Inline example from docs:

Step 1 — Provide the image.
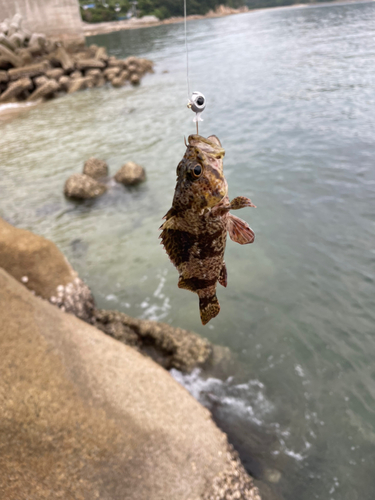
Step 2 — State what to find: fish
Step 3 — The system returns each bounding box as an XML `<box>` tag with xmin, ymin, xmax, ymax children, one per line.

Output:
<box><xmin>159</xmin><ymin>134</ymin><xmax>255</xmax><ymax>325</ymax></box>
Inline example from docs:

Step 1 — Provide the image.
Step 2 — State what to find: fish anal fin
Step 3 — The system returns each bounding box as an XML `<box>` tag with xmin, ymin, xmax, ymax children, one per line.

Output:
<box><xmin>218</xmin><ymin>262</ymin><xmax>227</xmax><ymax>288</ymax></box>
<box><xmin>228</xmin><ymin>214</ymin><xmax>255</xmax><ymax>245</ymax></box>
<box><xmin>199</xmin><ymin>294</ymin><xmax>220</xmax><ymax>325</ymax></box>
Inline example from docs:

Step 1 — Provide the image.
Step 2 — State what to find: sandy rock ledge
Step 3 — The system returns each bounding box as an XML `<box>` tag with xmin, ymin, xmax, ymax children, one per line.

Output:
<box><xmin>0</xmin><ymin>267</ymin><xmax>261</xmax><ymax>500</ymax></box>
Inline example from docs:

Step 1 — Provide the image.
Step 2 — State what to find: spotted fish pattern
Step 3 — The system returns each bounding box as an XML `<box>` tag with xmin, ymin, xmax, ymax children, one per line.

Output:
<box><xmin>160</xmin><ymin>134</ymin><xmax>255</xmax><ymax>325</ymax></box>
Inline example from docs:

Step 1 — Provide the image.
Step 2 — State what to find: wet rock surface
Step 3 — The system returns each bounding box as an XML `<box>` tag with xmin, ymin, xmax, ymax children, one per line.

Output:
<box><xmin>83</xmin><ymin>157</ymin><xmax>108</xmax><ymax>179</ymax></box>
<box><xmin>114</xmin><ymin>161</ymin><xmax>146</xmax><ymax>186</ymax></box>
<box><xmin>64</xmin><ymin>173</ymin><xmax>107</xmax><ymax>200</ymax></box>
<box><xmin>93</xmin><ymin>308</ymin><xmax>212</xmax><ymax>372</ymax></box>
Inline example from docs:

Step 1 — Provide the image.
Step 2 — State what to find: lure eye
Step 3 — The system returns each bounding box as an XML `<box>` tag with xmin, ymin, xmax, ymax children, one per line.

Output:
<box><xmin>196</xmin><ymin>96</ymin><xmax>204</xmax><ymax>107</ymax></box>
<box><xmin>192</xmin><ymin>164</ymin><xmax>202</xmax><ymax>177</ymax></box>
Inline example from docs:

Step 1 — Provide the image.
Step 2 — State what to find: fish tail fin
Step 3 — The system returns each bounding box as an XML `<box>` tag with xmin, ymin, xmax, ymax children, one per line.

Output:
<box><xmin>199</xmin><ymin>293</ymin><xmax>220</xmax><ymax>325</ymax></box>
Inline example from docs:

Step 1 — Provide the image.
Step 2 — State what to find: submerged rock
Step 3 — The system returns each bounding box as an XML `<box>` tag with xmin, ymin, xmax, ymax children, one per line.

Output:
<box><xmin>83</xmin><ymin>157</ymin><xmax>108</xmax><ymax>179</ymax></box>
<box><xmin>64</xmin><ymin>173</ymin><xmax>107</xmax><ymax>199</ymax></box>
<box><xmin>0</xmin><ymin>217</ymin><xmax>94</xmax><ymax>321</ymax></box>
<box><xmin>93</xmin><ymin>308</ymin><xmax>212</xmax><ymax>372</ymax></box>
<box><xmin>0</xmin><ymin>268</ymin><xmax>261</xmax><ymax>500</ymax></box>
<box><xmin>114</xmin><ymin>161</ymin><xmax>146</xmax><ymax>186</ymax></box>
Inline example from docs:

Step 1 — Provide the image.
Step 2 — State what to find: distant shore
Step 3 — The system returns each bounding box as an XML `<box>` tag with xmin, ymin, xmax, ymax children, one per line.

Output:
<box><xmin>83</xmin><ymin>0</ymin><xmax>373</xmax><ymax>37</ymax></box>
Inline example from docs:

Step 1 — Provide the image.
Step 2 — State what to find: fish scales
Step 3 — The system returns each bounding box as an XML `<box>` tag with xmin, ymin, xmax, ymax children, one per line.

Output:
<box><xmin>160</xmin><ymin>134</ymin><xmax>255</xmax><ymax>325</ymax></box>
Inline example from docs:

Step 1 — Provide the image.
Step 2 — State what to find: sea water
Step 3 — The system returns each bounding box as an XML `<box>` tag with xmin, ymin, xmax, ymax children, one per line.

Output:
<box><xmin>1</xmin><ymin>2</ymin><xmax>375</xmax><ymax>498</ymax></box>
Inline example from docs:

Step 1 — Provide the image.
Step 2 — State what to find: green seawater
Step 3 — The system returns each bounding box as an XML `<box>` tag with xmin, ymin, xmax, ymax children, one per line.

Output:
<box><xmin>1</xmin><ymin>2</ymin><xmax>375</xmax><ymax>498</ymax></box>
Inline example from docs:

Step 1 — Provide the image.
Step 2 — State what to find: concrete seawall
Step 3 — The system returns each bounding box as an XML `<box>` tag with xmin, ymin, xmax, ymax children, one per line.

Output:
<box><xmin>0</xmin><ymin>0</ymin><xmax>83</xmax><ymax>40</ymax></box>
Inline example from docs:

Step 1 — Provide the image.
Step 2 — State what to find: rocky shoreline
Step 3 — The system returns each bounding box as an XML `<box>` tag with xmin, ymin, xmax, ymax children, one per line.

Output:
<box><xmin>0</xmin><ymin>216</ymin><xmax>262</xmax><ymax>499</ymax></box>
<box><xmin>83</xmin><ymin>5</ymin><xmax>250</xmax><ymax>36</ymax></box>
<box><xmin>0</xmin><ymin>14</ymin><xmax>153</xmax><ymax>106</ymax></box>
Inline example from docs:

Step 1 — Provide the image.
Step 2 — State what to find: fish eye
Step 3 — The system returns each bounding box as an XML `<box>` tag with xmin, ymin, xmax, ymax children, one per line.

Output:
<box><xmin>192</xmin><ymin>164</ymin><xmax>202</xmax><ymax>177</ymax></box>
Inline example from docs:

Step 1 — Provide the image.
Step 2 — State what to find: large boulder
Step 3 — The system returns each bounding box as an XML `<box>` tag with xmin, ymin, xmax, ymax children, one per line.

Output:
<box><xmin>83</xmin><ymin>157</ymin><xmax>108</xmax><ymax>179</ymax></box>
<box><xmin>0</xmin><ymin>217</ymin><xmax>94</xmax><ymax>321</ymax></box>
<box><xmin>114</xmin><ymin>161</ymin><xmax>146</xmax><ymax>186</ymax></box>
<box><xmin>0</xmin><ymin>268</ymin><xmax>261</xmax><ymax>500</ymax></box>
<box><xmin>64</xmin><ymin>173</ymin><xmax>107</xmax><ymax>199</ymax></box>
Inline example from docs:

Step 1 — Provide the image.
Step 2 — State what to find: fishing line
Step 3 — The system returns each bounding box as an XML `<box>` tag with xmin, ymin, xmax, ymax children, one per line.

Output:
<box><xmin>183</xmin><ymin>0</ymin><xmax>206</xmax><ymax>134</ymax></box>
<box><xmin>184</xmin><ymin>0</ymin><xmax>191</xmax><ymax>99</ymax></box>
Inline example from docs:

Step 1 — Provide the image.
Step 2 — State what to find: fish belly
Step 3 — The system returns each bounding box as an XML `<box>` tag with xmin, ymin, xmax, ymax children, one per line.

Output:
<box><xmin>162</xmin><ymin>214</ymin><xmax>226</xmax><ymax>324</ymax></box>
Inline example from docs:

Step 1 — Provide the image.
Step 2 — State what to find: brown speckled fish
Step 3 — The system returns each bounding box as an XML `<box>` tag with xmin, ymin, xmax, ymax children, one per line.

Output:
<box><xmin>160</xmin><ymin>134</ymin><xmax>255</xmax><ymax>325</ymax></box>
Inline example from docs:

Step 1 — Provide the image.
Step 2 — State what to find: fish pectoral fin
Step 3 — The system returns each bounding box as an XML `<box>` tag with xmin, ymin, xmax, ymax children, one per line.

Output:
<box><xmin>230</xmin><ymin>196</ymin><xmax>256</xmax><ymax>210</ymax></box>
<box><xmin>199</xmin><ymin>293</ymin><xmax>220</xmax><ymax>325</ymax></box>
<box><xmin>227</xmin><ymin>214</ymin><xmax>255</xmax><ymax>245</ymax></box>
<box><xmin>218</xmin><ymin>262</ymin><xmax>228</xmax><ymax>288</ymax></box>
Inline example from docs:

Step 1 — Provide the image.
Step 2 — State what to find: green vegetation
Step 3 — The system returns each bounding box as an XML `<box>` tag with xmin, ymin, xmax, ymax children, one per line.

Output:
<box><xmin>79</xmin><ymin>0</ymin><xmax>245</xmax><ymax>23</ymax></box>
<box><xmin>79</xmin><ymin>0</ymin><xmax>336</xmax><ymax>23</ymax></box>
<box><xmin>80</xmin><ymin>0</ymin><xmax>131</xmax><ymax>23</ymax></box>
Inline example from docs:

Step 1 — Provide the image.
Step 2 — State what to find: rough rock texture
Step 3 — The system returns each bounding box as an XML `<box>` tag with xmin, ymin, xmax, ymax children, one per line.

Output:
<box><xmin>0</xmin><ymin>217</ymin><xmax>94</xmax><ymax>321</ymax></box>
<box><xmin>64</xmin><ymin>173</ymin><xmax>107</xmax><ymax>199</ymax></box>
<box><xmin>83</xmin><ymin>157</ymin><xmax>109</xmax><ymax>179</ymax></box>
<box><xmin>0</xmin><ymin>268</ymin><xmax>261</xmax><ymax>500</ymax></box>
<box><xmin>27</xmin><ymin>78</ymin><xmax>59</xmax><ymax>101</ymax></box>
<box><xmin>93</xmin><ymin>308</ymin><xmax>212</xmax><ymax>372</ymax></box>
<box><xmin>0</xmin><ymin>76</ymin><xmax>31</xmax><ymax>101</ymax></box>
<box><xmin>114</xmin><ymin>161</ymin><xmax>146</xmax><ymax>186</ymax></box>
<box><xmin>204</xmin><ymin>446</ymin><xmax>262</xmax><ymax>500</ymax></box>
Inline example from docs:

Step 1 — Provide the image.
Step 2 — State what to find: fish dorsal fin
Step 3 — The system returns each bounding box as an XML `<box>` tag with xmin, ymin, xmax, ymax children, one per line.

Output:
<box><xmin>207</xmin><ymin>135</ymin><xmax>222</xmax><ymax>147</ymax></box>
<box><xmin>227</xmin><ymin>214</ymin><xmax>255</xmax><ymax>245</ymax></box>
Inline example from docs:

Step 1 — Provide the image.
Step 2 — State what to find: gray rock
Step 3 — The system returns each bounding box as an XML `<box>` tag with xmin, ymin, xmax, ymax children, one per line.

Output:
<box><xmin>114</xmin><ymin>161</ymin><xmax>146</xmax><ymax>186</ymax></box>
<box><xmin>93</xmin><ymin>308</ymin><xmax>212</xmax><ymax>372</ymax></box>
<box><xmin>64</xmin><ymin>173</ymin><xmax>107</xmax><ymax>199</ymax></box>
<box><xmin>95</xmin><ymin>46</ymin><xmax>108</xmax><ymax>61</ymax></box>
<box><xmin>83</xmin><ymin>157</ymin><xmax>108</xmax><ymax>179</ymax></box>
<box><xmin>0</xmin><ymin>77</ymin><xmax>32</xmax><ymax>102</ymax></box>
<box><xmin>0</xmin><ymin>70</ymin><xmax>8</xmax><ymax>82</ymax></box>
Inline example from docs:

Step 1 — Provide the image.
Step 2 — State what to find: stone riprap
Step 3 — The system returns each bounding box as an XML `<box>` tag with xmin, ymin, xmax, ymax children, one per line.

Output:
<box><xmin>0</xmin><ymin>14</ymin><xmax>153</xmax><ymax>104</ymax></box>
